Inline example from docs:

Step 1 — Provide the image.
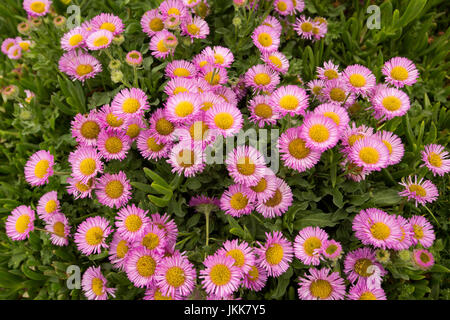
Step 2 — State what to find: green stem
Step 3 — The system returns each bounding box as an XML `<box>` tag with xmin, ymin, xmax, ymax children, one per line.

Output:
<box><xmin>133</xmin><ymin>66</ymin><xmax>138</xmax><ymax>88</ymax></box>
<box><xmin>54</xmin><ymin>171</ymin><xmax>70</xmax><ymax>175</ymax></box>
<box><xmin>424</xmin><ymin>205</ymin><xmax>440</xmax><ymax>227</ymax></box>
<box><xmin>35</xmin><ymin>227</ymin><xmax>66</xmax><ymax>238</ymax></box>
<box><xmin>205</xmin><ymin>207</ymin><xmax>211</xmax><ymax>248</ymax></box>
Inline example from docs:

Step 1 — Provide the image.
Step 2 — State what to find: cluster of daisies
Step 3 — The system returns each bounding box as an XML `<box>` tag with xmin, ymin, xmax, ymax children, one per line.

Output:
<box><xmin>1</xmin><ymin>36</ymin><xmax>32</xmax><ymax>61</ymax></box>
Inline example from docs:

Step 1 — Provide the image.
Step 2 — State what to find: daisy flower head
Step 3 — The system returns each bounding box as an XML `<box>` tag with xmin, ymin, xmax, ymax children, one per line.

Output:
<box><xmin>97</xmin><ymin>104</ymin><xmax>125</xmax><ymax>132</ymax></box>
<box><xmin>245</xmin><ymin>64</ymin><xmax>280</xmax><ymax>93</ymax></box>
<box><xmin>86</xmin><ymin>29</ymin><xmax>113</xmax><ymax>51</ymax></box>
<box><xmin>205</xmin><ymin>102</ymin><xmax>243</xmax><ymax>138</ymax></box>
<box><xmin>217</xmin><ymin>239</ymin><xmax>255</xmax><ymax>275</ymax></box>
<box><xmin>189</xmin><ymin>195</ymin><xmax>220</xmax><ymax>212</ymax></box>
<box><xmin>412</xmin><ymin>249</ymin><xmax>434</xmax><ymax>270</ymax></box>
<box><xmin>213</xmin><ymin>86</ymin><xmax>238</xmax><ymax>105</ymax></box>
<box><xmin>316</xmin><ymin>60</ymin><xmax>340</xmax><ymax>80</ymax></box>
<box><xmin>300</xmin><ymin>114</ymin><xmax>339</xmax><ymax>152</ymax></box>
<box><xmin>164</xmin><ymin>78</ymin><xmax>198</xmax><ymax>96</ymax></box>
<box><xmin>261</xmin><ymin>16</ymin><xmax>282</xmax><ymax>34</ymax></box>
<box><xmin>371</xmin><ymin>86</ymin><xmax>410</xmax><ymax>121</ymax></box>
<box><xmin>348</xmin><ymin>136</ymin><xmax>389</xmax><ymax>172</ymax></box>
<box><xmin>262</xmin><ymin>51</ymin><xmax>289</xmax><ymax>74</ymax></box>
<box><xmin>150</xmin><ymin>213</ymin><xmax>179</xmax><ymax>252</ymax></box>
<box><xmin>6</xmin><ymin>205</ymin><xmax>35</xmax><ymax>241</ymax></box>
<box><xmin>398</xmin><ymin>176</ymin><xmax>439</xmax><ymax>207</ymax></box>
<box><xmin>125</xmin><ymin>246</ymin><xmax>160</xmax><ymax>288</ymax></box>
<box><xmin>71</xmin><ymin>111</ymin><xmax>102</xmax><ymax>147</ymax></box>
<box><xmin>297</xmin><ymin>267</ymin><xmax>346</xmax><ymax>300</ymax></box>
<box><xmin>271</xmin><ymin>85</ymin><xmax>309</xmax><ymax>117</ymax></box>
<box><xmin>182</xmin><ymin>0</ymin><xmax>202</xmax><ymax>8</ymax></box>
<box><xmin>159</xmin><ymin>0</ymin><xmax>188</xmax><ymax>20</ymax></box>
<box><xmin>135</xmin><ymin>224</ymin><xmax>167</xmax><ymax>255</ymax></box>
<box><xmin>256</xmin><ymin>177</ymin><xmax>293</xmax><ymax>219</ymax></box>
<box><xmin>247</xmin><ymin>168</ymin><xmax>278</xmax><ymax>202</ymax></box>
<box><xmin>342</xmin><ymin>64</ymin><xmax>376</xmax><ymax>97</ymax></box>
<box><xmin>23</xmin><ymin>0</ymin><xmax>51</xmax><ymax>17</ymax></box>
<box><xmin>126</xmin><ymin>50</ymin><xmax>143</xmax><ymax>66</ymax></box>
<box><xmin>155</xmin><ymin>253</ymin><xmax>197</xmax><ymax>298</ymax></box>
<box><xmin>352</xmin><ymin>208</ymin><xmax>403</xmax><ymax>250</ymax></box>
<box><xmin>226</xmin><ymin>146</ymin><xmax>267</xmax><ymax>187</ymax></box>
<box><xmin>197</xmin><ymin>91</ymin><xmax>225</xmax><ymax>112</ymax></box>
<box><xmin>97</xmin><ymin>129</ymin><xmax>131</xmax><ymax>161</ymax></box>
<box><xmin>109</xmin><ymin>232</ymin><xmax>131</xmax><ymax>271</ymax></box>
<box><xmin>307</xmin><ymin>79</ymin><xmax>326</xmax><ymax>101</ymax></box>
<box><xmin>95</xmin><ymin>171</ymin><xmax>132</xmax><ymax>209</ymax></box>
<box><xmin>66</xmin><ymin>176</ymin><xmax>96</xmax><ymax>200</ymax></box>
<box><xmin>200</xmin><ymin>253</ymin><xmax>242</xmax><ymax>298</ymax></box>
<box><xmin>167</xmin><ymin>141</ymin><xmax>206</xmax><ymax>177</ymax></box>
<box><xmin>1</xmin><ymin>38</ymin><xmax>16</xmax><ymax>55</ymax></box>
<box><xmin>115</xmin><ymin>204</ymin><xmax>150</xmax><ymax>242</ymax></box>
<box><xmin>340</xmin><ymin>158</ymin><xmax>369</xmax><ymax>182</ymax></box>
<box><xmin>141</xmin><ymin>9</ymin><xmax>165</xmax><ymax>37</ymax></box>
<box><xmin>294</xmin><ymin>227</ymin><xmax>329</xmax><ymax>266</ymax></box>
<box><xmin>37</xmin><ymin>191</ymin><xmax>60</xmax><ymax>222</ymax></box>
<box><xmin>69</xmin><ymin>146</ymin><xmax>103</xmax><ymax>184</ymax></box>
<box><xmin>251</xmin><ymin>25</ymin><xmax>280</xmax><ymax>53</ymax></box>
<box><xmin>343</xmin><ymin>247</ymin><xmax>386</xmax><ymax>284</ymax></box>
<box><xmin>314</xmin><ymin>103</ymin><xmax>350</xmax><ymax>134</ymax></box>
<box><xmin>192</xmin><ymin>52</ymin><xmax>210</xmax><ymax>72</ymax></box>
<box><xmin>124</xmin><ymin>116</ymin><xmax>146</xmax><ymax>141</ymax></box>
<box><xmin>58</xmin><ymin>50</ymin><xmax>102</xmax><ymax>82</ymax></box>
<box><xmin>382</xmin><ymin>57</ymin><xmax>419</xmax><ymax>88</ymax></box>
<box><xmin>111</xmin><ymin>88</ymin><xmax>149</xmax><ymax>121</ymax></box>
<box><xmin>148</xmin><ymin>108</ymin><xmax>177</xmax><ymax>143</ymax></box>
<box><xmin>409</xmin><ymin>215</ymin><xmax>435</xmax><ymax>248</ymax></box>
<box><xmin>255</xmin><ymin>231</ymin><xmax>293</xmax><ymax>277</ymax></box>
<box><xmin>150</xmin><ymin>30</ymin><xmax>176</xmax><ymax>59</ymax></box>
<box><xmin>322</xmin><ymin>78</ymin><xmax>356</xmax><ymax>108</ymax></box>
<box><xmin>248</xmin><ymin>94</ymin><xmax>280</xmax><ymax>128</ymax></box>
<box><xmin>74</xmin><ymin>216</ymin><xmax>113</xmax><ymax>256</ymax></box>
<box><xmin>45</xmin><ymin>213</ymin><xmax>70</xmax><ymax>246</ymax></box>
<box><xmin>347</xmin><ymin>281</ymin><xmax>387</xmax><ymax>300</ymax></box>
<box><xmin>274</xmin><ymin>0</ymin><xmax>295</xmax><ymax>16</ymax></box>
<box><xmin>242</xmin><ymin>263</ymin><xmax>268</xmax><ymax>292</ymax></box>
<box><xmin>165</xmin><ymin>60</ymin><xmax>197</xmax><ymax>79</ymax></box>
<box><xmin>279</xmin><ymin>126</ymin><xmax>321</xmax><ymax>173</ymax></box>
<box><xmin>321</xmin><ymin>240</ymin><xmax>342</xmax><ymax>260</ymax></box>
<box><xmin>340</xmin><ymin>122</ymin><xmax>374</xmax><ymax>149</ymax></box>
<box><xmin>24</xmin><ymin>150</ymin><xmax>54</xmax><ymax>187</ymax></box>
<box><xmin>421</xmin><ymin>144</ymin><xmax>450</xmax><ymax>177</ymax></box>
<box><xmin>220</xmin><ymin>184</ymin><xmax>255</xmax><ymax>218</ymax></box>
<box><xmin>177</xmin><ymin>116</ymin><xmax>215</xmax><ymax>148</ymax></box>
<box><xmin>7</xmin><ymin>44</ymin><xmax>22</xmax><ymax>60</ymax></box>
<box><xmin>90</xmin><ymin>13</ymin><xmax>124</xmax><ymax>36</ymax></box>
<box><xmin>374</xmin><ymin>130</ymin><xmax>404</xmax><ymax>166</ymax></box>
<box><xmin>311</xmin><ymin>19</ymin><xmax>327</xmax><ymax>41</ymax></box>
<box><xmin>82</xmin><ymin>266</ymin><xmax>116</xmax><ymax>300</ymax></box>
<box><xmin>137</xmin><ymin>129</ymin><xmax>172</xmax><ymax>160</ymax></box>
<box><xmin>60</xmin><ymin>27</ymin><xmax>88</xmax><ymax>51</ymax></box>
<box><xmin>164</xmin><ymin>92</ymin><xmax>201</xmax><ymax>125</ymax></box>
<box><xmin>200</xmin><ymin>65</ymin><xmax>228</xmax><ymax>87</ymax></box>
<box><xmin>202</xmin><ymin>46</ymin><xmax>234</xmax><ymax>69</ymax></box>
<box><xmin>394</xmin><ymin>215</ymin><xmax>414</xmax><ymax>250</ymax></box>
<box><xmin>294</xmin><ymin>15</ymin><xmax>317</xmax><ymax>40</ymax></box>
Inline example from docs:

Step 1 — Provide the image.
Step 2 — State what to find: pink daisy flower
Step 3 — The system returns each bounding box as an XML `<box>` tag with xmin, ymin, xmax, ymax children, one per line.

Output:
<box><xmin>144</xmin><ymin>286</ymin><xmax>182</xmax><ymax>300</ymax></box>
<box><xmin>60</xmin><ymin>27</ymin><xmax>87</xmax><ymax>51</ymax></box>
<box><xmin>255</xmin><ymin>177</ymin><xmax>293</xmax><ymax>219</ymax></box>
<box><xmin>220</xmin><ymin>184</ymin><xmax>255</xmax><ymax>218</ymax></box>
<box><xmin>343</xmin><ymin>247</ymin><xmax>386</xmax><ymax>284</ymax></box>
<box><xmin>149</xmin><ymin>30</ymin><xmax>176</xmax><ymax>59</ymax></box>
<box><xmin>97</xmin><ymin>129</ymin><xmax>131</xmax><ymax>161</ymax></box>
<box><xmin>115</xmin><ymin>204</ymin><xmax>150</xmax><ymax>242</ymax></box>
<box><xmin>164</xmin><ymin>78</ymin><xmax>198</xmax><ymax>96</ymax></box>
<box><xmin>271</xmin><ymin>85</ymin><xmax>309</xmax><ymax>117</ymax></box>
<box><xmin>204</xmin><ymin>102</ymin><xmax>243</xmax><ymax>138</ymax></box>
<box><xmin>200</xmin><ymin>253</ymin><xmax>242</xmax><ymax>298</ymax></box>
<box><xmin>167</xmin><ymin>142</ymin><xmax>206</xmax><ymax>177</ymax></box>
<box><xmin>58</xmin><ymin>50</ymin><xmax>102</xmax><ymax>82</ymax></box>
<box><xmin>394</xmin><ymin>215</ymin><xmax>414</xmax><ymax>250</ymax></box>
<box><xmin>340</xmin><ymin>122</ymin><xmax>374</xmax><ymax>149</ymax></box>
<box><xmin>347</xmin><ymin>281</ymin><xmax>387</xmax><ymax>300</ymax></box>
<box><xmin>111</xmin><ymin>88</ymin><xmax>149</xmax><ymax>120</ymax></box>
<box><xmin>165</xmin><ymin>60</ymin><xmax>197</xmax><ymax>79</ymax></box>
<box><xmin>251</xmin><ymin>25</ymin><xmax>280</xmax><ymax>53</ymax></box>
<box><xmin>86</xmin><ymin>30</ymin><xmax>113</xmax><ymax>51</ymax></box>
<box><xmin>255</xmin><ymin>231</ymin><xmax>293</xmax><ymax>277</ymax></box>
<box><xmin>140</xmin><ymin>9</ymin><xmax>165</xmax><ymax>37</ymax></box>
<box><xmin>409</xmin><ymin>215</ymin><xmax>435</xmax><ymax>248</ymax></box>
<box><xmin>124</xmin><ymin>116</ymin><xmax>146</xmax><ymax>141</ymax></box>
<box><xmin>294</xmin><ymin>227</ymin><xmax>329</xmax><ymax>266</ymax></box>
<box><xmin>7</xmin><ymin>45</ymin><xmax>22</xmax><ymax>60</ymax></box>
<box><xmin>192</xmin><ymin>52</ymin><xmax>211</xmax><ymax>72</ymax></box>
<box><xmin>322</xmin><ymin>78</ymin><xmax>356</xmax><ymax>108</ymax></box>
<box><xmin>248</xmin><ymin>95</ymin><xmax>280</xmax><ymax>128</ymax></box>
<box><xmin>420</xmin><ymin>144</ymin><xmax>450</xmax><ymax>177</ymax></box>
<box><xmin>202</xmin><ymin>46</ymin><xmax>234</xmax><ymax>69</ymax></box>
<box><xmin>6</xmin><ymin>205</ymin><xmax>35</xmax><ymax>241</ymax></box>
<box><xmin>150</xmin><ymin>213</ymin><xmax>178</xmax><ymax>251</ymax></box>
<box><xmin>71</xmin><ymin>111</ymin><xmax>102</xmax><ymax>147</ymax></box>
<box><xmin>69</xmin><ymin>146</ymin><xmax>103</xmax><ymax>184</ymax></box>
<box><xmin>382</xmin><ymin>57</ymin><xmax>419</xmax><ymax>88</ymax></box>
<box><xmin>135</xmin><ymin>223</ymin><xmax>167</xmax><ymax>255</ymax></box>
<box><xmin>109</xmin><ymin>232</ymin><xmax>131</xmax><ymax>271</ymax></box>
<box><xmin>297</xmin><ymin>267</ymin><xmax>346</xmax><ymax>300</ymax></box>
<box><xmin>247</xmin><ymin>169</ymin><xmax>278</xmax><ymax>203</ymax></box>
<box><xmin>24</xmin><ymin>150</ymin><xmax>54</xmax><ymax>187</ymax></box>
<box><xmin>342</xmin><ymin>64</ymin><xmax>376</xmax><ymax>97</ymax></box>
<box><xmin>217</xmin><ymin>239</ymin><xmax>255</xmax><ymax>275</ymax></box>
<box><xmin>294</xmin><ymin>15</ymin><xmax>315</xmax><ymax>40</ymax></box>
<box><xmin>313</xmin><ymin>103</ymin><xmax>350</xmax><ymax>133</ymax></box>
<box><xmin>181</xmin><ymin>15</ymin><xmax>209</xmax><ymax>40</ymax></box>
<box><xmin>261</xmin><ymin>51</ymin><xmax>289</xmax><ymax>74</ymax></box>
<box><xmin>226</xmin><ymin>146</ymin><xmax>267</xmax><ymax>187</ymax></box>
<box><xmin>148</xmin><ymin>108</ymin><xmax>178</xmax><ymax>144</ymax></box>
<box><xmin>242</xmin><ymin>263</ymin><xmax>268</xmax><ymax>292</ymax></box>
<box><xmin>348</xmin><ymin>136</ymin><xmax>389</xmax><ymax>172</ymax></box>
<box><xmin>45</xmin><ymin>213</ymin><xmax>70</xmax><ymax>246</ymax></box>
<box><xmin>81</xmin><ymin>266</ymin><xmax>116</xmax><ymax>300</ymax></box>
<box><xmin>412</xmin><ymin>249</ymin><xmax>434</xmax><ymax>270</ymax></box>
<box><xmin>136</xmin><ymin>129</ymin><xmax>173</xmax><ymax>160</ymax></box>
<box><xmin>189</xmin><ymin>195</ymin><xmax>220</xmax><ymax>211</ymax></box>
<box><xmin>155</xmin><ymin>253</ymin><xmax>197</xmax><ymax>298</ymax></box>
<box><xmin>311</xmin><ymin>20</ymin><xmax>328</xmax><ymax>41</ymax></box>
<box><xmin>74</xmin><ymin>216</ymin><xmax>113</xmax><ymax>256</ymax></box>
<box><xmin>66</xmin><ymin>176</ymin><xmax>96</xmax><ymax>200</ymax></box>
<box><xmin>261</xmin><ymin>16</ymin><xmax>282</xmax><ymax>34</ymax></box>
<box><xmin>279</xmin><ymin>126</ymin><xmax>322</xmax><ymax>173</ymax></box>
<box><xmin>90</xmin><ymin>13</ymin><xmax>124</xmax><ymax>36</ymax></box>
<box><xmin>316</xmin><ymin>60</ymin><xmax>340</xmax><ymax>81</ymax></box>
<box><xmin>300</xmin><ymin>114</ymin><xmax>339</xmax><ymax>152</ymax></box>
<box><xmin>199</xmin><ymin>65</ymin><xmax>228</xmax><ymax>87</ymax></box>
<box><xmin>125</xmin><ymin>246</ymin><xmax>161</xmax><ymax>288</ymax></box>
<box><xmin>244</xmin><ymin>64</ymin><xmax>280</xmax><ymax>93</ymax></box>
<box><xmin>307</xmin><ymin>79</ymin><xmax>326</xmax><ymax>101</ymax></box>
<box><xmin>198</xmin><ymin>92</ymin><xmax>225</xmax><ymax>112</ymax></box>
<box><xmin>321</xmin><ymin>239</ymin><xmax>342</xmax><ymax>260</ymax></box>
<box><xmin>126</xmin><ymin>50</ymin><xmax>143</xmax><ymax>66</ymax></box>
<box><xmin>37</xmin><ymin>191</ymin><xmax>60</xmax><ymax>222</ymax></box>
<box><xmin>398</xmin><ymin>176</ymin><xmax>439</xmax><ymax>207</ymax></box>
<box><xmin>164</xmin><ymin>92</ymin><xmax>201</xmax><ymax>125</ymax></box>
<box><xmin>23</xmin><ymin>0</ymin><xmax>51</xmax><ymax>17</ymax></box>
<box><xmin>97</xmin><ymin>104</ymin><xmax>125</xmax><ymax>132</ymax></box>
<box><xmin>159</xmin><ymin>0</ymin><xmax>188</xmax><ymax>19</ymax></box>
<box><xmin>177</xmin><ymin>117</ymin><xmax>215</xmax><ymax>148</ymax></box>
<box><xmin>274</xmin><ymin>0</ymin><xmax>294</xmax><ymax>16</ymax></box>
<box><xmin>213</xmin><ymin>86</ymin><xmax>238</xmax><ymax>105</ymax></box>
<box><xmin>95</xmin><ymin>171</ymin><xmax>132</xmax><ymax>209</ymax></box>
<box><xmin>1</xmin><ymin>38</ymin><xmax>16</xmax><ymax>55</ymax></box>
<box><xmin>374</xmin><ymin>130</ymin><xmax>404</xmax><ymax>166</ymax></box>
<box><xmin>371</xmin><ymin>87</ymin><xmax>410</xmax><ymax>121</ymax></box>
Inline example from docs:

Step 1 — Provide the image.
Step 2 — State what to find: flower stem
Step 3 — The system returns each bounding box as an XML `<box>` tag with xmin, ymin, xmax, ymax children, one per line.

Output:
<box><xmin>424</xmin><ymin>205</ymin><xmax>440</xmax><ymax>227</ymax></box>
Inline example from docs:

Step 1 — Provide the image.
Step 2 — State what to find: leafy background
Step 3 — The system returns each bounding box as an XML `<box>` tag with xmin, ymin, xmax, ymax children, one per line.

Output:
<box><xmin>0</xmin><ymin>0</ymin><xmax>449</xmax><ymax>300</ymax></box>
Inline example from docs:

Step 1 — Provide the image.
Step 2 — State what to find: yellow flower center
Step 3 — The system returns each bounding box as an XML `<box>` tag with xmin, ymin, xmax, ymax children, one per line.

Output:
<box><xmin>76</xmin><ymin>64</ymin><xmax>93</xmax><ymax>77</ymax></box>
<box><xmin>428</xmin><ymin>152</ymin><xmax>442</xmax><ymax>167</ymax></box>
<box><xmin>408</xmin><ymin>184</ymin><xmax>426</xmax><ymax>197</ymax></box>
<box><xmin>154</xmin><ymin>289</ymin><xmax>173</xmax><ymax>300</ymax></box>
<box><xmin>174</xmin><ymin>101</ymin><xmax>194</xmax><ymax>118</ymax></box>
<box><xmin>126</xmin><ymin>124</ymin><xmax>140</xmax><ymax>139</ymax></box>
<box><xmin>301</xmin><ymin>22</ymin><xmax>313</xmax><ymax>33</ymax></box>
<box><xmin>279</xmin><ymin>95</ymin><xmax>299</xmax><ymax>110</ymax></box>
<box><xmin>288</xmin><ymin>138</ymin><xmax>310</xmax><ymax>159</ymax></box>
<box><xmin>15</xmin><ymin>215</ymin><xmax>31</xmax><ymax>234</ymax></box>
<box><xmin>104</xmin><ymin>180</ymin><xmax>124</xmax><ymax>199</ymax></box>
<box><xmin>91</xmin><ymin>278</ymin><xmax>104</xmax><ymax>296</ymax></box>
<box><xmin>177</xmin><ymin>150</ymin><xmax>195</xmax><ymax>168</ymax></box>
<box><xmin>248</xmin><ymin>265</ymin><xmax>259</xmax><ymax>281</ymax></box>
<box><xmin>80</xmin><ymin>120</ymin><xmax>100</xmax><ymax>139</ymax></box>
<box><xmin>105</xmin><ymin>136</ymin><xmax>123</xmax><ymax>154</ymax></box>
<box><xmin>124</xmin><ymin>214</ymin><xmax>142</xmax><ymax>232</ymax></box>
<box><xmin>323</xmin><ymin>112</ymin><xmax>340</xmax><ymax>126</ymax></box>
<box><xmin>173</xmin><ymin>87</ymin><xmax>188</xmax><ymax>95</ymax></box>
<box><xmin>209</xmin><ymin>264</ymin><xmax>231</xmax><ymax>286</ymax></box>
<box><xmin>85</xmin><ymin>226</ymin><xmax>104</xmax><ymax>246</ymax></box>
<box><xmin>254</xmin><ymin>103</ymin><xmax>273</xmax><ymax>119</ymax></box>
<box><xmin>413</xmin><ymin>224</ymin><xmax>424</xmax><ymax>239</ymax></box>
<box><xmin>147</xmin><ymin>137</ymin><xmax>165</xmax><ymax>152</ymax></box>
<box><xmin>309</xmin><ymin>124</ymin><xmax>330</xmax><ymax>143</ymax></box>
<box><xmin>116</xmin><ymin>240</ymin><xmax>129</xmax><ymax>258</ymax></box>
<box><xmin>370</xmin><ymin>222</ymin><xmax>391</xmax><ymax>240</ymax></box>
<box><xmin>201</xmin><ymin>101</ymin><xmax>213</xmax><ymax>111</ymax></box>
<box><xmin>165</xmin><ymin>266</ymin><xmax>185</xmax><ymax>287</ymax></box>
<box><xmin>229</xmin><ymin>192</ymin><xmax>248</xmax><ymax>210</ymax></box>
<box><xmin>257</xmin><ymin>32</ymin><xmax>273</xmax><ymax>47</ymax></box>
<box><xmin>75</xmin><ymin>179</ymin><xmax>93</xmax><ymax>192</ymax></box>
<box><xmin>214</xmin><ymin>54</ymin><xmax>225</xmax><ymax>65</ymax></box>
<box><xmin>254</xmin><ymin>73</ymin><xmax>271</xmax><ymax>86</ymax></box>
<box><xmin>79</xmin><ymin>158</ymin><xmax>96</xmax><ymax>176</ymax></box>
<box><xmin>53</xmin><ymin>221</ymin><xmax>66</xmax><ymax>237</ymax></box>
<box><xmin>205</xmin><ymin>71</ymin><xmax>220</xmax><ymax>85</ymax></box>
<box><xmin>382</xmin><ymin>140</ymin><xmax>393</xmax><ymax>155</ymax></box>
<box><xmin>354</xmin><ymin>258</ymin><xmax>373</xmax><ymax>277</ymax></box>
<box><xmin>106</xmin><ymin>113</ymin><xmax>123</xmax><ymax>127</ymax></box>
<box><xmin>45</xmin><ymin>200</ymin><xmax>57</xmax><ymax>214</ymax></box>
<box><xmin>359</xmin><ymin>291</ymin><xmax>377</xmax><ymax>300</ymax></box>
<box><xmin>236</xmin><ymin>157</ymin><xmax>256</xmax><ymax>175</ymax></box>
<box><xmin>277</xmin><ymin>1</ymin><xmax>287</xmax><ymax>11</ymax></box>
<box><xmin>359</xmin><ymin>147</ymin><xmax>380</xmax><ymax>164</ymax></box>
<box><xmin>265</xmin><ymin>243</ymin><xmax>283</xmax><ymax>265</ymax></box>
<box><xmin>122</xmin><ymin>98</ymin><xmax>140</xmax><ymax>114</ymax></box>
<box><xmin>250</xmin><ymin>178</ymin><xmax>267</xmax><ymax>193</ymax></box>
<box><xmin>329</xmin><ymin>88</ymin><xmax>346</xmax><ymax>102</ymax></box>
<box><xmin>157</xmin><ymin>39</ymin><xmax>168</xmax><ymax>53</ymax></box>
<box><xmin>268</xmin><ymin>55</ymin><xmax>282</xmax><ymax>68</ymax></box>
<box><xmin>309</xmin><ymin>280</ymin><xmax>332</xmax><ymax>299</ymax></box>
<box><xmin>189</xmin><ymin>121</ymin><xmax>209</xmax><ymax>141</ymax></box>
<box><xmin>264</xmin><ymin>189</ymin><xmax>282</xmax><ymax>207</ymax></box>
<box><xmin>390</xmin><ymin>66</ymin><xmax>409</xmax><ymax>81</ymax></box>
<box><xmin>348</xmin><ymin>134</ymin><xmax>364</xmax><ymax>146</ymax></box>
<box><xmin>312</xmin><ymin>86</ymin><xmax>322</xmax><ymax>95</ymax></box>
<box><xmin>214</xmin><ymin>112</ymin><xmax>234</xmax><ymax>130</ymax></box>
<box><xmin>167</xmin><ymin>7</ymin><xmax>180</xmax><ymax>15</ymax></box>
<box><xmin>382</xmin><ymin>96</ymin><xmax>401</xmax><ymax>111</ymax></box>
<box><xmin>155</xmin><ymin>118</ymin><xmax>174</xmax><ymax>136</ymax></box>
<box><xmin>93</xmin><ymin>36</ymin><xmax>109</xmax><ymax>48</ymax></box>
<box><xmin>349</xmin><ymin>74</ymin><xmax>366</xmax><ymax>88</ymax></box>
<box><xmin>100</xmin><ymin>22</ymin><xmax>116</xmax><ymax>33</ymax></box>
<box><xmin>34</xmin><ymin>159</ymin><xmax>50</xmax><ymax>179</ymax></box>
<box><xmin>312</xmin><ymin>27</ymin><xmax>320</xmax><ymax>35</ymax></box>
<box><xmin>173</xmin><ymin>68</ymin><xmax>190</xmax><ymax>77</ymax></box>
<box><xmin>303</xmin><ymin>237</ymin><xmax>322</xmax><ymax>256</ymax></box>
<box><xmin>187</xmin><ymin>23</ymin><xmax>200</xmax><ymax>35</ymax></box>
<box><xmin>142</xmin><ymin>232</ymin><xmax>160</xmax><ymax>250</ymax></box>
<box><xmin>19</xmin><ymin>41</ymin><xmax>29</xmax><ymax>51</ymax></box>
<box><xmin>149</xmin><ymin>18</ymin><xmax>164</xmax><ymax>32</ymax></box>
<box><xmin>30</xmin><ymin>1</ymin><xmax>45</xmax><ymax>13</ymax></box>
<box><xmin>136</xmin><ymin>255</ymin><xmax>156</xmax><ymax>277</ymax></box>
<box><xmin>324</xmin><ymin>69</ymin><xmax>338</xmax><ymax>80</ymax></box>
<box><xmin>226</xmin><ymin>249</ymin><xmax>245</xmax><ymax>268</ymax></box>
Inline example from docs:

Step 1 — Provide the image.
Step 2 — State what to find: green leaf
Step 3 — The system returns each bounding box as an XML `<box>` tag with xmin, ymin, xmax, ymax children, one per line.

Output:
<box><xmin>431</xmin><ymin>264</ymin><xmax>450</xmax><ymax>273</ymax></box>
<box><xmin>398</xmin><ymin>0</ymin><xmax>427</xmax><ymax>28</ymax></box>
<box><xmin>294</xmin><ymin>213</ymin><xmax>338</xmax><ymax>230</ymax></box>
<box><xmin>271</xmin><ymin>267</ymin><xmax>293</xmax><ymax>299</ymax></box>
<box><xmin>372</xmin><ymin>189</ymin><xmax>402</xmax><ymax>207</ymax></box>
<box><xmin>143</xmin><ymin>167</ymin><xmax>170</xmax><ymax>188</ymax></box>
